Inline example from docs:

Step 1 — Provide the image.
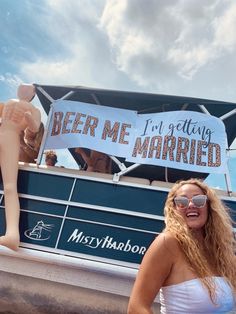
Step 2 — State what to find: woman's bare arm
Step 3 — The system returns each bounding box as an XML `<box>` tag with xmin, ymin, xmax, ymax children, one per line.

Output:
<box><xmin>127</xmin><ymin>232</ymin><xmax>176</xmax><ymax>314</ymax></box>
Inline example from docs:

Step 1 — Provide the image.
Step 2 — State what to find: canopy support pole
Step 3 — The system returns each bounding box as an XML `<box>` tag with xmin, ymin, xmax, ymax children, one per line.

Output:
<box><xmin>35</xmin><ymin>86</ymin><xmax>75</xmax><ymax>165</ymax></box>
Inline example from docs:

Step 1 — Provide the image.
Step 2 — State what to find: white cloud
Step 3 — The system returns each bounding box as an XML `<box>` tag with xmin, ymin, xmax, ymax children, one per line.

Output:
<box><xmin>0</xmin><ymin>0</ymin><xmax>231</xmax><ymax>101</ymax></box>
<box><xmin>99</xmin><ymin>0</ymin><xmax>236</xmax><ymax>95</ymax></box>
<box><xmin>21</xmin><ymin>60</ymin><xmax>76</xmax><ymax>85</ymax></box>
<box><xmin>0</xmin><ymin>73</ymin><xmax>24</xmax><ymax>100</ymax></box>
<box><xmin>0</xmin><ymin>73</ymin><xmax>22</xmax><ymax>86</ymax></box>
<box><xmin>213</xmin><ymin>2</ymin><xmax>236</xmax><ymax>51</ymax></box>
<box><xmin>18</xmin><ymin>0</ymin><xmax>136</xmax><ymax>91</ymax></box>
<box><xmin>9</xmin><ymin>0</ymin><xmax>235</xmax><ymax>101</ymax></box>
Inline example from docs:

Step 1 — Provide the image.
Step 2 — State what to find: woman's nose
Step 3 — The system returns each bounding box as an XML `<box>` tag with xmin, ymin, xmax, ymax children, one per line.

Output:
<box><xmin>188</xmin><ymin>200</ymin><xmax>195</xmax><ymax>208</ymax></box>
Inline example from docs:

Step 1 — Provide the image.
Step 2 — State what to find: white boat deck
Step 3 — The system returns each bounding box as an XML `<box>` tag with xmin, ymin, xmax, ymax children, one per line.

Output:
<box><xmin>0</xmin><ymin>246</ymin><xmax>160</xmax><ymax>313</ymax></box>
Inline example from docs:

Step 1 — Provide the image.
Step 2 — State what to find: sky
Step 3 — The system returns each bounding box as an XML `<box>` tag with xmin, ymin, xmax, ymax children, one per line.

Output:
<box><xmin>0</xmin><ymin>0</ymin><xmax>236</xmax><ymax>191</ymax></box>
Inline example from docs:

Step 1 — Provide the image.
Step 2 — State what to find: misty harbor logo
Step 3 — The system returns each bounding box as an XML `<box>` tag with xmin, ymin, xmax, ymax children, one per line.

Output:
<box><xmin>24</xmin><ymin>220</ymin><xmax>54</xmax><ymax>241</ymax></box>
<box><xmin>67</xmin><ymin>229</ymin><xmax>147</xmax><ymax>255</ymax></box>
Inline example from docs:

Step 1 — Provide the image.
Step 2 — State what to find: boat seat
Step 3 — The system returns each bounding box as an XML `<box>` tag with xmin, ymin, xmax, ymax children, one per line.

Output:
<box><xmin>119</xmin><ymin>176</ymin><xmax>150</xmax><ymax>185</ymax></box>
<box><xmin>151</xmin><ymin>180</ymin><xmax>173</xmax><ymax>189</ymax></box>
<box><xmin>78</xmin><ymin>170</ymin><xmax>150</xmax><ymax>185</ymax></box>
<box><xmin>73</xmin><ymin>169</ymin><xmax>150</xmax><ymax>185</ymax></box>
<box><xmin>77</xmin><ymin>170</ymin><xmax>113</xmax><ymax>180</ymax></box>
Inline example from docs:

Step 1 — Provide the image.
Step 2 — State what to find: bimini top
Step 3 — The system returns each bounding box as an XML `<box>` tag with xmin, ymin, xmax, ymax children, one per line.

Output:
<box><xmin>34</xmin><ymin>84</ymin><xmax>236</xmax><ymax>183</ymax></box>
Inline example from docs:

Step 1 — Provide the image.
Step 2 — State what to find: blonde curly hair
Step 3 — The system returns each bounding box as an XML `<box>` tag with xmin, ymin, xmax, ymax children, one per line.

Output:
<box><xmin>164</xmin><ymin>178</ymin><xmax>236</xmax><ymax>302</ymax></box>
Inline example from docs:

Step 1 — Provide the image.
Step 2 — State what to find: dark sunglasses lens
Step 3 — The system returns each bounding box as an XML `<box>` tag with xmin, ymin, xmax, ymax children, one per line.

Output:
<box><xmin>174</xmin><ymin>197</ymin><xmax>188</xmax><ymax>208</ymax></box>
<box><xmin>192</xmin><ymin>195</ymin><xmax>207</xmax><ymax>207</ymax></box>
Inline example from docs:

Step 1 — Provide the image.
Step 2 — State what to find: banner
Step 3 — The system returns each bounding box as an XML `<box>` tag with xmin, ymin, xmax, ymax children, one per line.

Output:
<box><xmin>45</xmin><ymin>100</ymin><xmax>136</xmax><ymax>158</ymax></box>
<box><xmin>44</xmin><ymin>99</ymin><xmax>228</xmax><ymax>174</ymax></box>
<box><xmin>127</xmin><ymin>111</ymin><xmax>227</xmax><ymax>173</ymax></box>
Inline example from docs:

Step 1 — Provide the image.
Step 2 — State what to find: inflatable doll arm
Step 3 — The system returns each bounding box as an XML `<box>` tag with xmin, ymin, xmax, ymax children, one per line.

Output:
<box><xmin>0</xmin><ymin>102</ymin><xmax>4</xmax><ymax>117</ymax></box>
<box><xmin>24</xmin><ymin>106</ymin><xmax>42</xmax><ymax>147</ymax></box>
<box><xmin>24</xmin><ymin>106</ymin><xmax>41</xmax><ymax>133</ymax></box>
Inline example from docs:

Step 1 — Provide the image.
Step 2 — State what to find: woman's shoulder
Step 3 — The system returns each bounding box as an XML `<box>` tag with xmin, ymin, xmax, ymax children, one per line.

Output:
<box><xmin>155</xmin><ymin>231</ymin><xmax>179</xmax><ymax>245</ymax></box>
<box><xmin>149</xmin><ymin>231</ymin><xmax>180</xmax><ymax>255</ymax></box>
<box><xmin>141</xmin><ymin>232</ymin><xmax>180</xmax><ymax>274</ymax></box>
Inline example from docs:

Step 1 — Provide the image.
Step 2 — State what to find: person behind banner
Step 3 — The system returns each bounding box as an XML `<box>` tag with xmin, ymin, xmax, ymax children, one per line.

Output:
<box><xmin>127</xmin><ymin>178</ymin><xmax>236</xmax><ymax>314</ymax></box>
<box><xmin>75</xmin><ymin>148</ymin><xmax>112</xmax><ymax>173</ymax></box>
<box><xmin>0</xmin><ymin>96</ymin><xmax>41</xmax><ymax>251</ymax></box>
<box><xmin>44</xmin><ymin>150</ymin><xmax>58</xmax><ymax>166</ymax></box>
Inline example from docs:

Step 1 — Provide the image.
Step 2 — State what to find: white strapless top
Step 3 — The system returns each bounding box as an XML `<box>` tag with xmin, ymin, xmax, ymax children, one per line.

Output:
<box><xmin>160</xmin><ymin>276</ymin><xmax>235</xmax><ymax>313</ymax></box>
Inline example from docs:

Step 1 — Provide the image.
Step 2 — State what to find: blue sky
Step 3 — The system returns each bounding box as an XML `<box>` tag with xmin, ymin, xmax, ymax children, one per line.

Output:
<box><xmin>0</xmin><ymin>0</ymin><xmax>236</xmax><ymax>191</ymax></box>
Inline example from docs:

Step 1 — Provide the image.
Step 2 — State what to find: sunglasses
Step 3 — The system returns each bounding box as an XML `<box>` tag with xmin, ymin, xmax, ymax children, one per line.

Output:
<box><xmin>174</xmin><ymin>195</ymin><xmax>207</xmax><ymax>209</ymax></box>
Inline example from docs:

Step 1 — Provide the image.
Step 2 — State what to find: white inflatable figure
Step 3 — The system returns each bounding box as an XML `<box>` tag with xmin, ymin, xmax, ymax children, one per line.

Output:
<box><xmin>0</xmin><ymin>84</ymin><xmax>41</xmax><ymax>250</ymax></box>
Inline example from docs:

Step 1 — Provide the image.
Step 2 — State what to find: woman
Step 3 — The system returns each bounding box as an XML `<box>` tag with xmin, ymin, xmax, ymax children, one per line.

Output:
<box><xmin>127</xmin><ymin>178</ymin><xmax>236</xmax><ymax>313</ymax></box>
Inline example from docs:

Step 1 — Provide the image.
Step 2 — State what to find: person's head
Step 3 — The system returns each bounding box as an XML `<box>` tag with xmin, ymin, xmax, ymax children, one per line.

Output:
<box><xmin>164</xmin><ymin>178</ymin><xmax>233</xmax><ymax>237</ymax></box>
<box><xmin>163</xmin><ymin>178</ymin><xmax>236</xmax><ymax>298</ymax></box>
<box><xmin>45</xmin><ymin>150</ymin><xmax>58</xmax><ymax>166</ymax></box>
